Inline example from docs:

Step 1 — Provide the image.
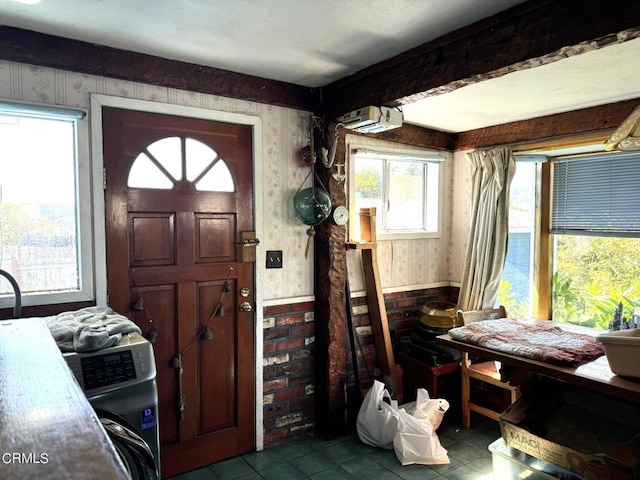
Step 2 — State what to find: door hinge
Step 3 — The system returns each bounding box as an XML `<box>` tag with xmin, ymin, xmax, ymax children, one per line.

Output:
<box><xmin>103</xmin><ymin>166</ymin><xmax>107</xmax><ymax>190</ymax></box>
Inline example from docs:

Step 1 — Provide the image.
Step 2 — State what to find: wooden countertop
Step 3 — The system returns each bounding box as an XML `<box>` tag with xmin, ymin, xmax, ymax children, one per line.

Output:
<box><xmin>0</xmin><ymin>317</ymin><xmax>129</xmax><ymax>480</ymax></box>
<box><xmin>437</xmin><ymin>321</ymin><xmax>640</xmax><ymax>404</ymax></box>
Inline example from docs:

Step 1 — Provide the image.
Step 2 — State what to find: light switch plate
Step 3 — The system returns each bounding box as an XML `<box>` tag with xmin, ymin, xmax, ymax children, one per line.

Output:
<box><xmin>266</xmin><ymin>250</ymin><xmax>283</xmax><ymax>268</ymax></box>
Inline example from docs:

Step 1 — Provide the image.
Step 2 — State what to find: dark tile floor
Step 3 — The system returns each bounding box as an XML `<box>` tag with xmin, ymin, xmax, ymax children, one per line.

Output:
<box><xmin>167</xmin><ymin>413</ymin><xmax>501</xmax><ymax>480</ymax></box>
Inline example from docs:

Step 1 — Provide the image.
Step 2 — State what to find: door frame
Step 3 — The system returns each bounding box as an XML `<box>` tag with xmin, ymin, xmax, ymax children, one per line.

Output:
<box><xmin>89</xmin><ymin>93</ymin><xmax>265</xmax><ymax>450</ymax></box>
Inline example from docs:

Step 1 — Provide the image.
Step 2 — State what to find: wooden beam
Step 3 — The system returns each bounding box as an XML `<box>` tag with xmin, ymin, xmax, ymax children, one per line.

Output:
<box><xmin>322</xmin><ymin>0</ymin><xmax>640</xmax><ymax>118</ymax></box>
<box><xmin>454</xmin><ymin>99</ymin><xmax>640</xmax><ymax>150</ymax></box>
<box><xmin>313</xmin><ymin>118</ymin><xmax>450</xmax><ymax>437</ymax></box>
<box><xmin>313</xmin><ymin>121</ymin><xmax>349</xmax><ymax>439</ymax></box>
<box><xmin>349</xmin><ymin>123</ymin><xmax>454</xmax><ymax>151</ymax></box>
<box><xmin>0</xmin><ymin>26</ymin><xmax>316</xmax><ymax>111</ymax></box>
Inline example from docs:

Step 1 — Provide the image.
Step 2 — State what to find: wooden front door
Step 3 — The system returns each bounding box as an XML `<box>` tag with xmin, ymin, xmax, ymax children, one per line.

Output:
<box><xmin>102</xmin><ymin>107</ymin><xmax>256</xmax><ymax>478</ymax></box>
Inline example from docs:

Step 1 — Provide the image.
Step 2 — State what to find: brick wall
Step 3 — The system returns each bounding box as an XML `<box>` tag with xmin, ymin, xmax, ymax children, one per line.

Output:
<box><xmin>262</xmin><ymin>301</ymin><xmax>315</xmax><ymax>446</ymax></box>
<box><xmin>346</xmin><ymin>286</ymin><xmax>458</xmax><ymax>394</ymax></box>
<box><xmin>261</xmin><ymin>286</ymin><xmax>457</xmax><ymax>447</ymax></box>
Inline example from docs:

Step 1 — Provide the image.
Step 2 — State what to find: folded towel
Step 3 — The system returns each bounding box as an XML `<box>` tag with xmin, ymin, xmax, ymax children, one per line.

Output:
<box><xmin>45</xmin><ymin>306</ymin><xmax>142</xmax><ymax>352</ymax></box>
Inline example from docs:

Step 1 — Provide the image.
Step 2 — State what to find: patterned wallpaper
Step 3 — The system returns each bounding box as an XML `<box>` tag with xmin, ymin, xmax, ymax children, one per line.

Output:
<box><xmin>449</xmin><ymin>150</ymin><xmax>472</xmax><ymax>286</ymax></box>
<box><xmin>344</xmin><ymin>134</ymin><xmax>458</xmax><ymax>294</ymax></box>
<box><xmin>0</xmin><ymin>60</ymin><xmax>469</xmax><ymax>303</ymax></box>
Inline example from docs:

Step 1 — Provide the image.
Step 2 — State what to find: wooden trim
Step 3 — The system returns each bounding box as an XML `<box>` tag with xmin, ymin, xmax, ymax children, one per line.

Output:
<box><xmin>347</xmin><ymin>123</ymin><xmax>454</xmax><ymax>151</ymax></box>
<box><xmin>0</xmin><ymin>26</ymin><xmax>316</xmax><ymax>111</ymax></box>
<box><xmin>512</xmin><ymin>131</ymin><xmax>614</xmax><ymax>154</ymax></box>
<box><xmin>454</xmin><ymin>99</ymin><xmax>640</xmax><ymax>151</ymax></box>
<box><xmin>533</xmin><ymin>162</ymin><xmax>553</xmax><ymax>319</ymax></box>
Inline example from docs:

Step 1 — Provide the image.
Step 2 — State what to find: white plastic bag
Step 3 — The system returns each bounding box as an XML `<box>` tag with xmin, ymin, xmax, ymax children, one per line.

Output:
<box><xmin>393</xmin><ymin>388</ymin><xmax>450</xmax><ymax>465</ymax></box>
<box><xmin>400</xmin><ymin>388</ymin><xmax>449</xmax><ymax>431</ymax></box>
<box><xmin>356</xmin><ymin>380</ymin><xmax>400</xmax><ymax>449</ymax></box>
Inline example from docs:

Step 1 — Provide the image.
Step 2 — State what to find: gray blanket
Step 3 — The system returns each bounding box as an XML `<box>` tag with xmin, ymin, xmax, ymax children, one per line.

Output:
<box><xmin>45</xmin><ymin>306</ymin><xmax>142</xmax><ymax>352</ymax></box>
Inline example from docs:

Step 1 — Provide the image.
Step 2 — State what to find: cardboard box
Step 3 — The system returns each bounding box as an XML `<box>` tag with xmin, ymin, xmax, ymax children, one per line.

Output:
<box><xmin>489</xmin><ymin>438</ymin><xmax>583</xmax><ymax>480</ymax></box>
<box><xmin>499</xmin><ymin>380</ymin><xmax>640</xmax><ymax>480</ymax></box>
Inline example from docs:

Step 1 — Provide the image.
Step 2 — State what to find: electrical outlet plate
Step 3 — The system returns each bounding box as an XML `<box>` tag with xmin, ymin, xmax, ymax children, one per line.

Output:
<box><xmin>266</xmin><ymin>250</ymin><xmax>282</xmax><ymax>268</ymax></box>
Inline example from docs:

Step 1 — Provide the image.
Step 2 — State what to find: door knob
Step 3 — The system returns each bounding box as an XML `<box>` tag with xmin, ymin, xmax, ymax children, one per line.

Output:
<box><xmin>239</xmin><ymin>302</ymin><xmax>252</xmax><ymax>312</ymax></box>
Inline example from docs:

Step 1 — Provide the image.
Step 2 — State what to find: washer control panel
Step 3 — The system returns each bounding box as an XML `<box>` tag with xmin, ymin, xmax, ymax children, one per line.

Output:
<box><xmin>64</xmin><ymin>333</ymin><xmax>156</xmax><ymax>396</ymax></box>
<box><xmin>80</xmin><ymin>350</ymin><xmax>136</xmax><ymax>390</ymax></box>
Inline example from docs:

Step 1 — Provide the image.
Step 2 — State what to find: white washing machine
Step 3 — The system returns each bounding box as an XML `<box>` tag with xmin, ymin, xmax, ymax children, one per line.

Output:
<box><xmin>63</xmin><ymin>332</ymin><xmax>160</xmax><ymax>480</ymax></box>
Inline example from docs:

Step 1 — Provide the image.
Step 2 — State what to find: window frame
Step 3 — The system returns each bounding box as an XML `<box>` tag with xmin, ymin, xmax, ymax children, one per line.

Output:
<box><xmin>510</xmin><ymin>141</ymin><xmax>611</xmax><ymax>320</ymax></box>
<box><xmin>347</xmin><ymin>144</ymin><xmax>445</xmax><ymax>241</ymax></box>
<box><xmin>0</xmin><ymin>101</ymin><xmax>93</xmax><ymax>309</ymax></box>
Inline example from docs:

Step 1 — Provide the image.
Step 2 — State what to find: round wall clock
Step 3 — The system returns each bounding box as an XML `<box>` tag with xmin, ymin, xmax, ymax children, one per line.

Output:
<box><xmin>332</xmin><ymin>205</ymin><xmax>350</xmax><ymax>225</ymax></box>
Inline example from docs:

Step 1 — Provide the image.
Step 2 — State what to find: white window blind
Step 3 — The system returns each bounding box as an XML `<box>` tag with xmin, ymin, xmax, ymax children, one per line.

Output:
<box><xmin>0</xmin><ymin>100</ymin><xmax>85</xmax><ymax>120</ymax></box>
<box><xmin>552</xmin><ymin>151</ymin><xmax>640</xmax><ymax>237</ymax></box>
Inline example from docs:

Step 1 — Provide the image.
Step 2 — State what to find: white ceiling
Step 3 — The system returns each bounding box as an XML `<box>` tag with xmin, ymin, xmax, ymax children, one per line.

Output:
<box><xmin>403</xmin><ymin>37</ymin><xmax>640</xmax><ymax>132</ymax></box>
<box><xmin>1</xmin><ymin>0</ymin><xmax>639</xmax><ymax>133</ymax></box>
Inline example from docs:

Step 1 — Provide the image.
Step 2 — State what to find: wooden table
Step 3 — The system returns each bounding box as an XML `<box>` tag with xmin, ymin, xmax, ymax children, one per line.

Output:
<box><xmin>0</xmin><ymin>317</ymin><xmax>129</xmax><ymax>480</ymax></box>
<box><xmin>436</xmin><ymin>321</ymin><xmax>640</xmax><ymax>404</ymax></box>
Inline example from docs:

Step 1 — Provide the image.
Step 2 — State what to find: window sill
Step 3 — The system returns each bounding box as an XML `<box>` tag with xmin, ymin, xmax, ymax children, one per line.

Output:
<box><xmin>349</xmin><ymin>231</ymin><xmax>440</xmax><ymax>242</ymax></box>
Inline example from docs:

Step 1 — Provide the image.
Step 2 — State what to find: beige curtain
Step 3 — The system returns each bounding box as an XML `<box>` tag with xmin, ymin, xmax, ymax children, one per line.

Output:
<box><xmin>457</xmin><ymin>147</ymin><xmax>516</xmax><ymax>311</ymax></box>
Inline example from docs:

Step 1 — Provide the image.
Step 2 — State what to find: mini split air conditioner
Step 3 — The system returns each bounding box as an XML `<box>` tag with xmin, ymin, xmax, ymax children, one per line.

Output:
<box><xmin>342</xmin><ymin>106</ymin><xmax>403</xmax><ymax>134</ymax></box>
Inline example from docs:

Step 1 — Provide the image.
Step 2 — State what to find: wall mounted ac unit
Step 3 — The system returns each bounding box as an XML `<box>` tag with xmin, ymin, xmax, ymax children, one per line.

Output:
<box><xmin>343</xmin><ymin>106</ymin><xmax>403</xmax><ymax>134</ymax></box>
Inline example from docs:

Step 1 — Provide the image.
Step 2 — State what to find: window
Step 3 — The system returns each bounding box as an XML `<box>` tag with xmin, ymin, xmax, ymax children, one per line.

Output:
<box><xmin>551</xmin><ymin>150</ymin><xmax>640</xmax><ymax>329</ymax></box>
<box><xmin>498</xmin><ymin>145</ymin><xmax>640</xmax><ymax>330</ymax></box>
<box><xmin>0</xmin><ymin>102</ymin><xmax>91</xmax><ymax>308</ymax></box>
<box><xmin>551</xmin><ymin>151</ymin><xmax>640</xmax><ymax>236</ymax></box>
<box><xmin>128</xmin><ymin>136</ymin><xmax>235</xmax><ymax>192</ymax></box>
<box><xmin>498</xmin><ymin>161</ymin><xmax>537</xmax><ymax>317</ymax></box>
<box><xmin>348</xmin><ymin>146</ymin><xmax>444</xmax><ymax>240</ymax></box>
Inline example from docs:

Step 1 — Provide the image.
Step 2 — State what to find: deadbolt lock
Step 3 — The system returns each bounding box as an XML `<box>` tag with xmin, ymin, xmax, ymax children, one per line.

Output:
<box><xmin>240</xmin><ymin>287</ymin><xmax>250</xmax><ymax>297</ymax></box>
<box><xmin>239</xmin><ymin>301</ymin><xmax>252</xmax><ymax>313</ymax></box>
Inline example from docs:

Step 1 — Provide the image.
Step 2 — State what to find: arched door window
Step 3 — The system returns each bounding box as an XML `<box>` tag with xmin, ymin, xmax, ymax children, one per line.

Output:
<box><xmin>127</xmin><ymin>136</ymin><xmax>235</xmax><ymax>192</ymax></box>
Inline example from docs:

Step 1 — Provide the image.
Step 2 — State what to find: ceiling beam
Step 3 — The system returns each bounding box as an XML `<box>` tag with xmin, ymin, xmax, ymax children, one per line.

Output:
<box><xmin>0</xmin><ymin>26</ymin><xmax>317</xmax><ymax>111</ymax></box>
<box><xmin>454</xmin><ymin>98</ymin><xmax>640</xmax><ymax>150</ymax></box>
<box><xmin>321</xmin><ymin>0</ymin><xmax>640</xmax><ymax>119</ymax></box>
<box><xmin>346</xmin><ymin>123</ymin><xmax>454</xmax><ymax>151</ymax></box>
